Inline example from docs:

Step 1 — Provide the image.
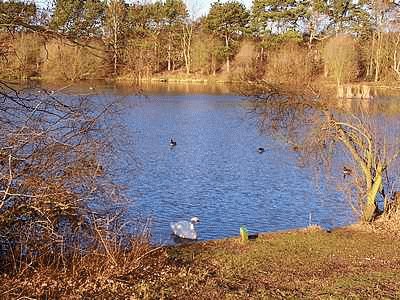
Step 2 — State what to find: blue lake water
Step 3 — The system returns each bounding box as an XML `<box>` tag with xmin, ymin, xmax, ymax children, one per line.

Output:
<box><xmin>112</xmin><ymin>84</ymin><xmax>356</xmax><ymax>244</ymax></box>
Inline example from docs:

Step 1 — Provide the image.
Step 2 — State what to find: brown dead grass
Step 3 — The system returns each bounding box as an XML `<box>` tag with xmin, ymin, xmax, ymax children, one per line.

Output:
<box><xmin>154</xmin><ymin>226</ymin><xmax>400</xmax><ymax>299</ymax></box>
<box><xmin>2</xmin><ymin>225</ymin><xmax>400</xmax><ymax>299</ymax></box>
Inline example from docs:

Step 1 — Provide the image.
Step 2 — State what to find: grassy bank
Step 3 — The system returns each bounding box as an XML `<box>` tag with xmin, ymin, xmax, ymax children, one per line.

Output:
<box><xmin>144</xmin><ymin>225</ymin><xmax>400</xmax><ymax>299</ymax></box>
<box><xmin>1</xmin><ymin>225</ymin><xmax>400</xmax><ymax>298</ymax></box>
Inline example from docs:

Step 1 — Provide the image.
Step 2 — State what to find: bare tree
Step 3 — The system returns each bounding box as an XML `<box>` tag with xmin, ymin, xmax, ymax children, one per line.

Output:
<box><xmin>0</xmin><ymin>81</ymin><xmax>135</xmax><ymax>272</ymax></box>
<box><xmin>105</xmin><ymin>0</ymin><xmax>127</xmax><ymax>75</ymax></box>
<box><xmin>243</xmin><ymin>81</ymin><xmax>400</xmax><ymax>222</ymax></box>
<box><xmin>322</xmin><ymin>35</ymin><xmax>359</xmax><ymax>85</ymax></box>
<box><xmin>181</xmin><ymin>20</ymin><xmax>193</xmax><ymax>75</ymax></box>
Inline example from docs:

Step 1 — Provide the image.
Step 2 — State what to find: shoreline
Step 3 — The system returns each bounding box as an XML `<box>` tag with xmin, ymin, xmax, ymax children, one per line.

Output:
<box><xmin>159</xmin><ymin>222</ymin><xmax>352</xmax><ymax>247</ymax></box>
<box><xmin>4</xmin><ymin>76</ymin><xmax>400</xmax><ymax>92</ymax></box>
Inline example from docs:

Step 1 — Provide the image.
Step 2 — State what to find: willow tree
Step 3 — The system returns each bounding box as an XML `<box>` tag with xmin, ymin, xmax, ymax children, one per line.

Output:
<box><xmin>243</xmin><ymin>80</ymin><xmax>400</xmax><ymax>222</ymax></box>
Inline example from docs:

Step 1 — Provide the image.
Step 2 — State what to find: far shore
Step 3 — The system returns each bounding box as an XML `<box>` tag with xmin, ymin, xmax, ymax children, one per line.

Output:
<box><xmin>5</xmin><ymin>74</ymin><xmax>400</xmax><ymax>91</ymax></box>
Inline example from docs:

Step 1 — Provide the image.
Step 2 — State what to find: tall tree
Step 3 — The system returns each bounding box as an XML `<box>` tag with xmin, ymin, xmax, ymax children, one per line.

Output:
<box><xmin>206</xmin><ymin>1</ymin><xmax>249</xmax><ymax>73</ymax></box>
<box><xmin>181</xmin><ymin>18</ymin><xmax>193</xmax><ymax>74</ymax></box>
<box><xmin>104</xmin><ymin>0</ymin><xmax>127</xmax><ymax>75</ymax></box>
<box><xmin>0</xmin><ymin>1</ymin><xmax>37</xmax><ymax>32</ymax></box>
<box><xmin>363</xmin><ymin>0</ymin><xmax>399</xmax><ymax>81</ymax></box>
<box><xmin>251</xmin><ymin>0</ymin><xmax>306</xmax><ymax>55</ymax></box>
<box><xmin>50</xmin><ymin>0</ymin><xmax>105</xmax><ymax>37</ymax></box>
<box><xmin>162</xmin><ymin>0</ymin><xmax>188</xmax><ymax>71</ymax></box>
<box><xmin>251</xmin><ymin>0</ymin><xmax>306</xmax><ymax>36</ymax></box>
<box><xmin>303</xmin><ymin>0</ymin><xmax>328</xmax><ymax>47</ymax></box>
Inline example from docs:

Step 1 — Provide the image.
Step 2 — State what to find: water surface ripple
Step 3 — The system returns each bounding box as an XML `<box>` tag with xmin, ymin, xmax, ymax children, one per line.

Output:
<box><xmin>120</xmin><ymin>91</ymin><xmax>354</xmax><ymax>244</ymax></box>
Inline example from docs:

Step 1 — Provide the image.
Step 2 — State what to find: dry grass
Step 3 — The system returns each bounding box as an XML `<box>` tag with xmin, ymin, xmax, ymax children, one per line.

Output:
<box><xmin>145</xmin><ymin>226</ymin><xmax>400</xmax><ymax>299</ymax></box>
<box><xmin>2</xmin><ymin>224</ymin><xmax>400</xmax><ymax>298</ymax></box>
<box><xmin>0</xmin><ymin>220</ymin><xmax>162</xmax><ymax>299</ymax></box>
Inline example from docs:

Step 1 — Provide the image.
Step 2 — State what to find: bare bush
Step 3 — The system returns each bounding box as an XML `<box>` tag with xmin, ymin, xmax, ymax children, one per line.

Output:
<box><xmin>243</xmin><ymin>80</ymin><xmax>400</xmax><ymax>223</ymax></box>
<box><xmin>0</xmin><ymin>216</ymin><xmax>161</xmax><ymax>298</ymax></box>
<box><xmin>122</xmin><ymin>38</ymin><xmax>157</xmax><ymax>80</ymax></box>
<box><xmin>322</xmin><ymin>35</ymin><xmax>360</xmax><ymax>85</ymax></box>
<box><xmin>263</xmin><ymin>42</ymin><xmax>318</xmax><ymax>89</ymax></box>
<box><xmin>0</xmin><ymin>81</ymin><xmax>140</xmax><ymax>275</ymax></box>
<box><xmin>230</xmin><ymin>40</ymin><xmax>258</xmax><ymax>79</ymax></box>
<box><xmin>0</xmin><ymin>33</ymin><xmax>43</xmax><ymax>80</ymax></box>
<box><xmin>42</xmin><ymin>39</ymin><xmax>106</xmax><ymax>81</ymax></box>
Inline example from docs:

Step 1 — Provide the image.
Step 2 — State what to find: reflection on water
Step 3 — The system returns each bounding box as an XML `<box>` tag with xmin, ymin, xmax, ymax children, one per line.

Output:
<box><xmin>24</xmin><ymin>80</ymin><xmax>235</xmax><ymax>96</ymax></box>
<box><xmin>136</xmin><ymin>81</ymin><xmax>234</xmax><ymax>95</ymax></box>
<box><xmin>336</xmin><ymin>97</ymin><xmax>400</xmax><ymax>115</ymax></box>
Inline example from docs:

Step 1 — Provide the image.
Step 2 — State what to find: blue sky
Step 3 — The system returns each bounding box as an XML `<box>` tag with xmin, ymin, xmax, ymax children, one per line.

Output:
<box><xmin>34</xmin><ymin>0</ymin><xmax>253</xmax><ymax>19</ymax></box>
<box><xmin>184</xmin><ymin>0</ymin><xmax>252</xmax><ymax>18</ymax></box>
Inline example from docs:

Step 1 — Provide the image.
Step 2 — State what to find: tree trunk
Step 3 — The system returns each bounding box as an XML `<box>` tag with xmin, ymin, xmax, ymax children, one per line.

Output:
<box><xmin>181</xmin><ymin>24</ymin><xmax>192</xmax><ymax>75</ymax></box>
<box><xmin>363</xmin><ymin>172</ymin><xmax>382</xmax><ymax>222</ymax></box>
<box><xmin>225</xmin><ymin>35</ymin><xmax>230</xmax><ymax>73</ymax></box>
<box><xmin>392</xmin><ymin>34</ymin><xmax>400</xmax><ymax>79</ymax></box>
<box><xmin>113</xmin><ymin>10</ymin><xmax>118</xmax><ymax>75</ymax></box>
<box><xmin>368</xmin><ymin>32</ymin><xmax>375</xmax><ymax>78</ymax></box>
<box><xmin>374</xmin><ymin>32</ymin><xmax>383</xmax><ymax>82</ymax></box>
<box><xmin>168</xmin><ymin>43</ymin><xmax>171</xmax><ymax>72</ymax></box>
<box><xmin>212</xmin><ymin>53</ymin><xmax>216</xmax><ymax>76</ymax></box>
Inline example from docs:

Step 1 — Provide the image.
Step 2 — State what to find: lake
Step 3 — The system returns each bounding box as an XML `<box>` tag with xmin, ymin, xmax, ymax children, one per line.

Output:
<box><xmin>34</xmin><ymin>81</ymin><xmax>393</xmax><ymax>244</ymax></box>
<box><xmin>105</xmin><ymin>83</ymin><xmax>355</xmax><ymax>244</ymax></box>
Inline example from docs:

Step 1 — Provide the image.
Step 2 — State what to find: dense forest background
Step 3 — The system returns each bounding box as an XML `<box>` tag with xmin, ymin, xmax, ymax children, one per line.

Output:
<box><xmin>1</xmin><ymin>0</ymin><xmax>400</xmax><ymax>84</ymax></box>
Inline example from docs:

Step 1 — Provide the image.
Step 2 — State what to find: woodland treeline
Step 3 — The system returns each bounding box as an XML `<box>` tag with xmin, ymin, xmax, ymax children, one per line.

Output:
<box><xmin>0</xmin><ymin>0</ymin><xmax>400</xmax><ymax>84</ymax></box>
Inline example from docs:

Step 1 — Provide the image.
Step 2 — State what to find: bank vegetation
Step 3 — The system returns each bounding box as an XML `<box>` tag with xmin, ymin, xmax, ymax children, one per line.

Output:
<box><xmin>1</xmin><ymin>0</ymin><xmax>400</xmax><ymax>85</ymax></box>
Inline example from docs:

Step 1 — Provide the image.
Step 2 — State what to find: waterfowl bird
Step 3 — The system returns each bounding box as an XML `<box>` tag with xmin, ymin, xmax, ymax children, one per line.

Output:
<box><xmin>170</xmin><ymin>138</ymin><xmax>177</xmax><ymax>147</ymax></box>
<box><xmin>257</xmin><ymin>147</ymin><xmax>265</xmax><ymax>153</ymax></box>
<box><xmin>343</xmin><ymin>166</ymin><xmax>352</xmax><ymax>178</ymax></box>
<box><xmin>170</xmin><ymin>217</ymin><xmax>200</xmax><ymax>240</ymax></box>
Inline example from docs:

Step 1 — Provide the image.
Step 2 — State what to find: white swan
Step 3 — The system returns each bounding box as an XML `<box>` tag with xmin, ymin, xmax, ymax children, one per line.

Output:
<box><xmin>170</xmin><ymin>217</ymin><xmax>200</xmax><ymax>240</ymax></box>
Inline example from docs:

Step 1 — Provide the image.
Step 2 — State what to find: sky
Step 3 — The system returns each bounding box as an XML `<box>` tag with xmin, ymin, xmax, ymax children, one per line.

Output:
<box><xmin>181</xmin><ymin>0</ymin><xmax>252</xmax><ymax>18</ymax></box>
<box><xmin>33</xmin><ymin>0</ymin><xmax>253</xmax><ymax>19</ymax></box>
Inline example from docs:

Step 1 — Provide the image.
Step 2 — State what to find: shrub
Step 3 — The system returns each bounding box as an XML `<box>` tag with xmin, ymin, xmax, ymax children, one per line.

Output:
<box><xmin>0</xmin><ymin>33</ymin><xmax>43</xmax><ymax>79</ymax></box>
<box><xmin>322</xmin><ymin>35</ymin><xmax>359</xmax><ymax>85</ymax></box>
<box><xmin>263</xmin><ymin>42</ymin><xmax>317</xmax><ymax>89</ymax></box>
<box><xmin>42</xmin><ymin>39</ymin><xmax>107</xmax><ymax>81</ymax></box>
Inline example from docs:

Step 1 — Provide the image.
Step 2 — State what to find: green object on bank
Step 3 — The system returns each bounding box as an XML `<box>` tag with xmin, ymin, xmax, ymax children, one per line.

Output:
<box><xmin>240</xmin><ymin>226</ymin><xmax>248</xmax><ymax>242</ymax></box>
